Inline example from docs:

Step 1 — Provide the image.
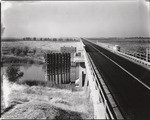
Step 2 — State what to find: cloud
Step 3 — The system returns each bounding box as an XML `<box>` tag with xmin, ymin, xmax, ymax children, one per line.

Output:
<box><xmin>2</xmin><ymin>1</ymin><xmax>12</xmax><ymax>21</ymax></box>
<box><xmin>2</xmin><ymin>1</ymin><xmax>149</xmax><ymax>38</ymax></box>
<box><xmin>2</xmin><ymin>1</ymin><xmax>12</xmax><ymax>12</ymax></box>
<box><xmin>1</xmin><ymin>2</ymin><xmax>12</xmax><ymax>37</ymax></box>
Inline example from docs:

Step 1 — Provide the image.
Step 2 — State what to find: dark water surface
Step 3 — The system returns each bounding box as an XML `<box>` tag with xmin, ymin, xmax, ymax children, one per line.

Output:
<box><xmin>2</xmin><ymin>64</ymin><xmax>79</xmax><ymax>82</ymax></box>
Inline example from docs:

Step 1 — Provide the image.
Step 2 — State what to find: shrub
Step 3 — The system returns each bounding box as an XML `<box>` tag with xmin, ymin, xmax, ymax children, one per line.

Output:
<box><xmin>6</xmin><ymin>64</ymin><xmax>24</xmax><ymax>83</ymax></box>
<box><xmin>14</xmin><ymin>47</ymin><xmax>22</xmax><ymax>56</ymax></box>
<box><xmin>33</xmin><ymin>48</ymin><xmax>36</xmax><ymax>55</ymax></box>
<box><xmin>10</xmin><ymin>47</ymin><xmax>16</xmax><ymax>54</ymax></box>
<box><xmin>137</xmin><ymin>47</ymin><xmax>146</xmax><ymax>54</ymax></box>
<box><xmin>22</xmin><ymin>46</ymin><xmax>29</xmax><ymax>56</ymax></box>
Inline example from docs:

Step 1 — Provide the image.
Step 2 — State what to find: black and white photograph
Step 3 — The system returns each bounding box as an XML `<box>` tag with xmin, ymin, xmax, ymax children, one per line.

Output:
<box><xmin>1</xmin><ymin>0</ymin><xmax>150</xmax><ymax>119</ymax></box>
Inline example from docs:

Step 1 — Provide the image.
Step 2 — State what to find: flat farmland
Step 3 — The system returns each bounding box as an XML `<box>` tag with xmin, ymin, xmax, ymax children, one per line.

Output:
<box><xmin>89</xmin><ymin>38</ymin><xmax>150</xmax><ymax>53</ymax></box>
<box><xmin>2</xmin><ymin>41</ymin><xmax>82</xmax><ymax>52</ymax></box>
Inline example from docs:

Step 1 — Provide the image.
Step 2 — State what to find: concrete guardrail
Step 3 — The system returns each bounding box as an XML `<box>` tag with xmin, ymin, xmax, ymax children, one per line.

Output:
<box><xmin>81</xmin><ymin>39</ymin><xmax>124</xmax><ymax>119</ymax></box>
<box><xmin>96</xmin><ymin>41</ymin><xmax>150</xmax><ymax>69</ymax></box>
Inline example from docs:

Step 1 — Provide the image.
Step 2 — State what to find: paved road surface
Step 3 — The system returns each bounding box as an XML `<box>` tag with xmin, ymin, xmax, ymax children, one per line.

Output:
<box><xmin>82</xmin><ymin>39</ymin><xmax>150</xmax><ymax>119</ymax></box>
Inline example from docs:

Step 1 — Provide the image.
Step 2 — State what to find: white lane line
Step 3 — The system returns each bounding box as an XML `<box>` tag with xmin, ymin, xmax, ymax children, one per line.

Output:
<box><xmin>88</xmin><ymin>42</ymin><xmax>150</xmax><ymax>90</ymax></box>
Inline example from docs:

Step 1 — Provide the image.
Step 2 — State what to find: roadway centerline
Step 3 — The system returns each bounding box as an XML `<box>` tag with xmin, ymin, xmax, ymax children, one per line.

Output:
<box><xmin>87</xmin><ymin>41</ymin><xmax>150</xmax><ymax>91</ymax></box>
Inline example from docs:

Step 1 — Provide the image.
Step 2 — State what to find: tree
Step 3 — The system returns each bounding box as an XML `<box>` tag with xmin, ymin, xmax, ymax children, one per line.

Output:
<box><xmin>33</xmin><ymin>37</ymin><xmax>36</xmax><ymax>41</ymax></box>
<box><xmin>10</xmin><ymin>47</ymin><xmax>16</xmax><ymax>54</ymax></box>
<box><xmin>6</xmin><ymin>65</ymin><xmax>24</xmax><ymax>83</ymax></box>
<box><xmin>14</xmin><ymin>47</ymin><xmax>22</xmax><ymax>56</ymax></box>
<box><xmin>22</xmin><ymin>46</ymin><xmax>29</xmax><ymax>56</ymax></box>
<box><xmin>33</xmin><ymin>48</ymin><xmax>36</xmax><ymax>55</ymax></box>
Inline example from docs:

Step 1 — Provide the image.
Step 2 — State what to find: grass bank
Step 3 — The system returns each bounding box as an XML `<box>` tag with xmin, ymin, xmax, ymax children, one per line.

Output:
<box><xmin>1</xmin><ymin>83</ymin><xmax>94</xmax><ymax>119</ymax></box>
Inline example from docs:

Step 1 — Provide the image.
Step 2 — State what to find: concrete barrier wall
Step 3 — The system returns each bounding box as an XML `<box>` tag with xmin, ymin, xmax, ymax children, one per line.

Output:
<box><xmin>80</xmin><ymin>39</ymin><xmax>124</xmax><ymax>119</ymax></box>
<box><xmin>81</xmin><ymin>40</ymin><xmax>106</xmax><ymax>119</ymax></box>
<box><xmin>96</xmin><ymin>41</ymin><xmax>150</xmax><ymax>69</ymax></box>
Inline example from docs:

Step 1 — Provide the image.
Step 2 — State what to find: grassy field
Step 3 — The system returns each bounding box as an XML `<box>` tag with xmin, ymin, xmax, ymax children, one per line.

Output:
<box><xmin>2</xmin><ymin>41</ymin><xmax>81</xmax><ymax>52</ymax></box>
<box><xmin>1</xmin><ymin>83</ymin><xmax>94</xmax><ymax>119</ymax></box>
<box><xmin>2</xmin><ymin>55</ymin><xmax>44</xmax><ymax>65</ymax></box>
<box><xmin>1</xmin><ymin>41</ymin><xmax>81</xmax><ymax>64</ymax></box>
<box><xmin>90</xmin><ymin>38</ymin><xmax>150</xmax><ymax>53</ymax></box>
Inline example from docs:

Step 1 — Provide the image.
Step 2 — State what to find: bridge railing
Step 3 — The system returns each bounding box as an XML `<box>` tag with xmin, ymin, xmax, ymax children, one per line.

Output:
<box><xmin>119</xmin><ymin>48</ymin><xmax>150</xmax><ymax>62</ymax></box>
<box><xmin>96</xmin><ymin>42</ymin><xmax>150</xmax><ymax>68</ymax></box>
<box><xmin>81</xmin><ymin>40</ymin><xmax>124</xmax><ymax>119</ymax></box>
<box><xmin>87</xmin><ymin>53</ymin><xmax>124</xmax><ymax>119</ymax></box>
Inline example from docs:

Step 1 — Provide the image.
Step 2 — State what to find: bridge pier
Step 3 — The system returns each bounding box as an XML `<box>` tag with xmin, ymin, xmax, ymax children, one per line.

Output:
<box><xmin>45</xmin><ymin>53</ymin><xmax>71</xmax><ymax>85</ymax></box>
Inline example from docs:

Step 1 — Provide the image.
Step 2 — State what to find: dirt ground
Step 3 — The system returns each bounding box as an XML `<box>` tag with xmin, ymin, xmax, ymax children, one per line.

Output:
<box><xmin>1</xmin><ymin>83</ymin><xmax>94</xmax><ymax>119</ymax></box>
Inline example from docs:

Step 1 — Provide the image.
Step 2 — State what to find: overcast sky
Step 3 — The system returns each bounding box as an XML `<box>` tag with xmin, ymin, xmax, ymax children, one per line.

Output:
<box><xmin>1</xmin><ymin>0</ymin><xmax>150</xmax><ymax>38</ymax></box>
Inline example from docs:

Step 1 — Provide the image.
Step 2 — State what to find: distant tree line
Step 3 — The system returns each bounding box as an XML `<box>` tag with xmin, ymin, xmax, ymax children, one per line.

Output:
<box><xmin>22</xmin><ymin>37</ymin><xmax>79</xmax><ymax>42</ymax></box>
<box><xmin>125</xmin><ymin>37</ymin><xmax>150</xmax><ymax>39</ymax></box>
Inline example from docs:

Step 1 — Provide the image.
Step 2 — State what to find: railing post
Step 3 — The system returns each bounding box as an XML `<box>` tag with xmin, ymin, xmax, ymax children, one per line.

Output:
<box><xmin>146</xmin><ymin>48</ymin><xmax>149</xmax><ymax>62</ymax></box>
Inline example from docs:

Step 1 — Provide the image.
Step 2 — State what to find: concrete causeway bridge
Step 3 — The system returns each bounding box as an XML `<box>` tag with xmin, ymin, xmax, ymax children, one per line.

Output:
<box><xmin>79</xmin><ymin>38</ymin><xmax>150</xmax><ymax>119</ymax></box>
<box><xmin>2</xmin><ymin>37</ymin><xmax>149</xmax><ymax>119</ymax></box>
